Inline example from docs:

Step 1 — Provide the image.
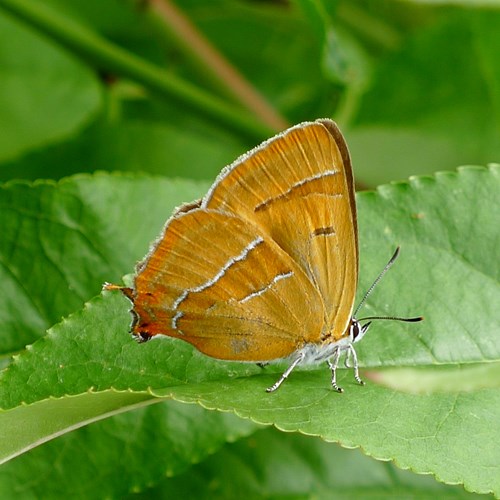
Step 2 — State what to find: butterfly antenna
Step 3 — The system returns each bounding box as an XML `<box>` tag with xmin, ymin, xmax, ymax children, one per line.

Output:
<box><xmin>353</xmin><ymin>247</ymin><xmax>401</xmax><ymax>318</ymax></box>
<box><xmin>357</xmin><ymin>315</ymin><xmax>423</xmax><ymax>323</ymax></box>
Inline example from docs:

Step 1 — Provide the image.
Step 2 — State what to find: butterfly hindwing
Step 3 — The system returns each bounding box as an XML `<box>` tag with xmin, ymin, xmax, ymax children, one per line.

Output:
<box><xmin>132</xmin><ymin>208</ymin><xmax>325</xmax><ymax>360</ymax></box>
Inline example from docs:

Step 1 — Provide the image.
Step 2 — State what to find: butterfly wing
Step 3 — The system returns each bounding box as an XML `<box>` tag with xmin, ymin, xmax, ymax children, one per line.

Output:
<box><xmin>203</xmin><ymin>119</ymin><xmax>357</xmax><ymax>341</ymax></box>
<box><xmin>131</xmin><ymin>207</ymin><xmax>324</xmax><ymax>361</ymax></box>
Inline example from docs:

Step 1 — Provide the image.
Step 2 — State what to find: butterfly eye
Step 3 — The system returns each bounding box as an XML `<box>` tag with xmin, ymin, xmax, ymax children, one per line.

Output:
<box><xmin>352</xmin><ymin>321</ymin><xmax>371</xmax><ymax>343</ymax></box>
<box><xmin>351</xmin><ymin>321</ymin><xmax>361</xmax><ymax>341</ymax></box>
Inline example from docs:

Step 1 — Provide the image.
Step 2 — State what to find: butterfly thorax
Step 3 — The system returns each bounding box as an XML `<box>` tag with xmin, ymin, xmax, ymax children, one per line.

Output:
<box><xmin>299</xmin><ymin>317</ymin><xmax>366</xmax><ymax>365</ymax></box>
<box><xmin>297</xmin><ymin>336</ymin><xmax>351</xmax><ymax>365</ymax></box>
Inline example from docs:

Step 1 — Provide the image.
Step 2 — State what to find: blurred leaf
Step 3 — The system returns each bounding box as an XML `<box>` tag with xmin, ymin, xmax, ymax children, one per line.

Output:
<box><xmin>132</xmin><ymin>427</ymin><xmax>484</xmax><ymax>499</ymax></box>
<box><xmin>0</xmin><ymin>120</ymin><xmax>246</xmax><ymax>182</ymax></box>
<box><xmin>0</xmin><ymin>11</ymin><xmax>102</xmax><ymax>164</ymax></box>
<box><xmin>182</xmin><ymin>1</ymin><xmax>338</xmax><ymax>121</ymax></box>
<box><xmin>41</xmin><ymin>0</ymin><xmax>148</xmax><ymax>35</ymax></box>
<box><xmin>402</xmin><ymin>0</ymin><xmax>500</xmax><ymax>5</ymax></box>
<box><xmin>1</xmin><ymin>0</ymin><xmax>326</xmax><ymax>181</ymax></box>
<box><xmin>0</xmin><ymin>0</ymin><xmax>271</xmax><ymax>145</ymax></box>
<box><xmin>368</xmin><ymin>362</ymin><xmax>500</xmax><ymax>393</ymax></box>
<box><xmin>294</xmin><ymin>0</ymin><xmax>372</xmax><ymax>91</ymax></box>
<box><xmin>348</xmin><ymin>11</ymin><xmax>500</xmax><ymax>185</ymax></box>
<box><xmin>0</xmin><ymin>399</ymin><xmax>258</xmax><ymax>498</ymax></box>
<box><xmin>0</xmin><ymin>166</ymin><xmax>498</xmax><ymax>495</ymax></box>
<box><xmin>0</xmin><ymin>389</ymin><xmax>155</xmax><ymax>465</ymax></box>
<box><xmin>38</xmin><ymin>0</ymin><xmax>170</xmax><ymax>67</ymax></box>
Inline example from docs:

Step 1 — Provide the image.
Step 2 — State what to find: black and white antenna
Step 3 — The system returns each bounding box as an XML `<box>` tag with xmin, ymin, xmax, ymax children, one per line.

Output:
<box><xmin>354</xmin><ymin>247</ymin><xmax>423</xmax><ymax>324</ymax></box>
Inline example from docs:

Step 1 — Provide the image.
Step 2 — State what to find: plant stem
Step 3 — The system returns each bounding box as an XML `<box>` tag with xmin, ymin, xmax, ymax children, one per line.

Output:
<box><xmin>147</xmin><ymin>0</ymin><xmax>289</xmax><ymax>131</ymax></box>
<box><xmin>337</xmin><ymin>3</ymin><xmax>401</xmax><ymax>52</ymax></box>
<box><xmin>0</xmin><ymin>0</ymin><xmax>274</xmax><ymax>142</ymax></box>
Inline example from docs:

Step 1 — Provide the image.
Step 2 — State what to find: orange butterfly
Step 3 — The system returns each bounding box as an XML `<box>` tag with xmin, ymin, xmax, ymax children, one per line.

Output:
<box><xmin>105</xmin><ymin>119</ymin><xmax>421</xmax><ymax>392</ymax></box>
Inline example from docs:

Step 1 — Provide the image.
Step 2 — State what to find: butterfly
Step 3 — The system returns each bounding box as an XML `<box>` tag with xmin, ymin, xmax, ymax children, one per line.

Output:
<box><xmin>105</xmin><ymin>119</ymin><xmax>422</xmax><ymax>392</ymax></box>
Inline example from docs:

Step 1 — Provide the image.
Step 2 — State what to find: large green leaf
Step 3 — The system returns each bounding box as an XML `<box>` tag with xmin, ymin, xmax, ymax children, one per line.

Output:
<box><xmin>0</xmin><ymin>166</ymin><xmax>498</xmax><ymax>495</ymax></box>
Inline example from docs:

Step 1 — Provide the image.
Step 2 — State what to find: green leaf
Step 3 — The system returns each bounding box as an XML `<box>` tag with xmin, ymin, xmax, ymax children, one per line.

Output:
<box><xmin>348</xmin><ymin>12</ymin><xmax>500</xmax><ymax>185</ymax></box>
<box><xmin>159</xmin><ymin>371</ymin><xmax>500</xmax><ymax>497</ymax></box>
<box><xmin>368</xmin><ymin>363</ymin><xmax>500</xmax><ymax>393</ymax></box>
<box><xmin>0</xmin><ymin>174</ymin><xmax>209</xmax><ymax>352</ymax></box>
<box><xmin>355</xmin><ymin>166</ymin><xmax>500</xmax><ymax>368</ymax></box>
<box><xmin>403</xmin><ymin>0</ymin><xmax>500</xmax><ymax>5</ymax></box>
<box><xmin>0</xmin><ymin>121</ymin><xmax>246</xmax><ymax>182</ymax></box>
<box><xmin>0</xmin><ymin>389</ymin><xmax>155</xmax><ymax>465</ymax></box>
<box><xmin>0</xmin><ymin>0</ymin><xmax>274</xmax><ymax>143</ymax></box>
<box><xmin>0</xmin><ymin>166</ymin><xmax>499</xmax><ymax>495</ymax></box>
<box><xmin>183</xmin><ymin>1</ymin><xmax>336</xmax><ymax>121</ymax></box>
<box><xmin>137</xmin><ymin>427</ymin><xmax>483</xmax><ymax>499</ymax></box>
<box><xmin>0</xmin><ymin>399</ymin><xmax>258</xmax><ymax>498</ymax></box>
<box><xmin>0</xmin><ymin>11</ymin><xmax>101</xmax><ymax>163</ymax></box>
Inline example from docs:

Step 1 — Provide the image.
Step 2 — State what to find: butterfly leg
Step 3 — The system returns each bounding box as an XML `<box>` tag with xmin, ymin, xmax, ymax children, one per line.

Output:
<box><xmin>347</xmin><ymin>345</ymin><xmax>364</xmax><ymax>386</ymax></box>
<box><xmin>266</xmin><ymin>352</ymin><xmax>305</xmax><ymax>393</ymax></box>
<box><xmin>327</xmin><ymin>347</ymin><xmax>343</xmax><ymax>393</ymax></box>
<box><xmin>344</xmin><ymin>349</ymin><xmax>352</xmax><ymax>368</ymax></box>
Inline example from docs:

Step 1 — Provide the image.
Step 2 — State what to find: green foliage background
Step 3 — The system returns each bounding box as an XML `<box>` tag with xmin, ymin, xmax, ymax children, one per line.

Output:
<box><xmin>0</xmin><ymin>0</ymin><xmax>499</xmax><ymax>498</ymax></box>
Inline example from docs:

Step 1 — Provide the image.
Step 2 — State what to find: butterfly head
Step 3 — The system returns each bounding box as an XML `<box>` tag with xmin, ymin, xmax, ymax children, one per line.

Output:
<box><xmin>349</xmin><ymin>319</ymin><xmax>371</xmax><ymax>344</ymax></box>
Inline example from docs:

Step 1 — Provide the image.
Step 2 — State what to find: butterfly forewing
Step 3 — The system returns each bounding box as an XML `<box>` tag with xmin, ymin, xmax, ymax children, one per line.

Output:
<box><xmin>132</xmin><ymin>208</ymin><xmax>324</xmax><ymax>361</ymax></box>
<box><xmin>202</xmin><ymin>120</ymin><xmax>358</xmax><ymax>341</ymax></box>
